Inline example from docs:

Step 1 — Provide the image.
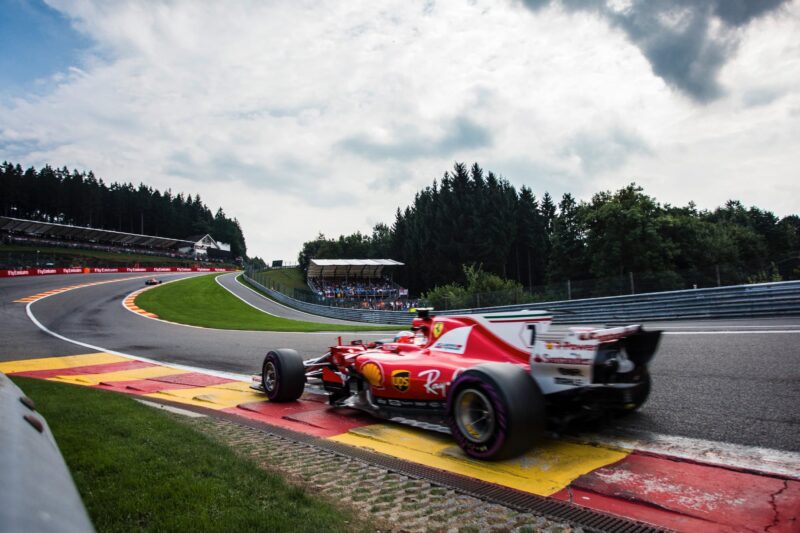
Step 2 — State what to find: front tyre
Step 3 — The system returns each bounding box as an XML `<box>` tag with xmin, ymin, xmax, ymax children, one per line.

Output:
<box><xmin>262</xmin><ymin>349</ymin><xmax>305</xmax><ymax>402</ymax></box>
<box><xmin>447</xmin><ymin>364</ymin><xmax>545</xmax><ymax>461</ymax></box>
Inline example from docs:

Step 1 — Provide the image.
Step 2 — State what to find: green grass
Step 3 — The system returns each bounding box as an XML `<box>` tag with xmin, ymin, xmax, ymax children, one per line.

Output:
<box><xmin>236</xmin><ymin>274</ymin><xmax>317</xmax><ymax>308</ymax></box>
<box><xmin>11</xmin><ymin>377</ymin><xmax>362</xmax><ymax>533</ymax></box>
<box><xmin>136</xmin><ymin>273</ymin><xmax>396</xmax><ymax>331</ymax></box>
<box><xmin>251</xmin><ymin>267</ymin><xmax>308</xmax><ymax>291</ymax></box>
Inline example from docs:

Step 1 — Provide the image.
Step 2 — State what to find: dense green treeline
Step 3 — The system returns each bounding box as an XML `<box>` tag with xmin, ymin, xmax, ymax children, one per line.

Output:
<box><xmin>0</xmin><ymin>162</ymin><xmax>247</xmax><ymax>258</ymax></box>
<box><xmin>299</xmin><ymin>162</ymin><xmax>800</xmax><ymax>295</ymax></box>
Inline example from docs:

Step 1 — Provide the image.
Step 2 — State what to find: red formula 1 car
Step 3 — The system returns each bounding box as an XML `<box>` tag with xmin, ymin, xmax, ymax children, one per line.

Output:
<box><xmin>252</xmin><ymin>309</ymin><xmax>661</xmax><ymax>460</ymax></box>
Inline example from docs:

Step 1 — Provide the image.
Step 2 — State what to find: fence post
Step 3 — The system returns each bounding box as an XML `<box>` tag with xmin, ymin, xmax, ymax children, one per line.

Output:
<box><xmin>476</xmin><ymin>293</ymin><xmax>480</xmax><ymax>308</ymax></box>
<box><xmin>716</xmin><ymin>265</ymin><xmax>721</xmax><ymax>287</ymax></box>
<box><xmin>630</xmin><ymin>271</ymin><xmax>635</xmax><ymax>295</ymax></box>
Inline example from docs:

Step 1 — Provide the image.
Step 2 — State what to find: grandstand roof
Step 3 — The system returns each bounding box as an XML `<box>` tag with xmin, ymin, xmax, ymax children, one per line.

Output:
<box><xmin>0</xmin><ymin>216</ymin><xmax>194</xmax><ymax>249</ymax></box>
<box><xmin>308</xmin><ymin>259</ymin><xmax>404</xmax><ymax>278</ymax></box>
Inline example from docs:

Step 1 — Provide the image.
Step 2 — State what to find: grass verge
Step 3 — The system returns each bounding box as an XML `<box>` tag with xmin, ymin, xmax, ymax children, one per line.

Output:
<box><xmin>237</xmin><ymin>273</ymin><xmax>317</xmax><ymax>309</ymax></box>
<box><xmin>11</xmin><ymin>377</ymin><xmax>363</xmax><ymax>533</ymax></box>
<box><xmin>250</xmin><ymin>267</ymin><xmax>308</xmax><ymax>292</ymax></box>
<box><xmin>136</xmin><ymin>273</ymin><xmax>397</xmax><ymax>331</ymax></box>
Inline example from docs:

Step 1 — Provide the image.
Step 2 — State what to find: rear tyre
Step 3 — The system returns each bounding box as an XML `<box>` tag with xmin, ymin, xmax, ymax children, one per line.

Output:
<box><xmin>447</xmin><ymin>364</ymin><xmax>545</xmax><ymax>461</ymax></box>
<box><xmin>262</xmin><ymin>349</ymin><xmax>305</xmax><ymax>402</ymax></box>
<box><xmin>613</xmin><ymin>368</ymin><xmax>651</xmax><ymax>416</ymax></box>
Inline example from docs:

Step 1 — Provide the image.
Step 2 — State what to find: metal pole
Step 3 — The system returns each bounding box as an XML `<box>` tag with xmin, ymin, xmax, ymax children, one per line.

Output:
<box><xmin>716</xmin><ymin>265</ymin><xmax>721</xmax><ymax>287</ymax></box>
<box><xmin>567</xmin><ymin>279</ymin><xmax>572</xmax><ymax>300</ymax></box>
<box><xmin>630</xmin><ymin>271</ymin><xmax>635</xmax><ymax>294</ymax></box>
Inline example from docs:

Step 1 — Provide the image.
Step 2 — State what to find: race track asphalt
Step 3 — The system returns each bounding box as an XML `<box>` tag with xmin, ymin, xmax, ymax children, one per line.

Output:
<box><xmin>215</xmin><ymin>272</ymin><xmax>388</xmax><ymax>326</ymax></box>
<box><xmin>1</xmin><ymin>272</ymin><xmax>798</xmax><ymax>452</ymax></box>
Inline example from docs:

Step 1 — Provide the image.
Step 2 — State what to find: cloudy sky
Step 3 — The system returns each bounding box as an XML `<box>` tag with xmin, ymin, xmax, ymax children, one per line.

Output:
<box><xmin>1</xmin><ymin>0</ymin><xmax>798</xmax><ymax>261</ymax></box>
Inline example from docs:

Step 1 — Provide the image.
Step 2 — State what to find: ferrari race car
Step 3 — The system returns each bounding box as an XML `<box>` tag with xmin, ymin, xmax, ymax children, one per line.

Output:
<box><xmin>251</xmin><ymin>309</ymin><xmax>661</xmax><ymax>460</ymax></box>
<box><xmin>145</xmin><ymin>278</ymin><xmax>162</xmax><ymax>286</ymax></box>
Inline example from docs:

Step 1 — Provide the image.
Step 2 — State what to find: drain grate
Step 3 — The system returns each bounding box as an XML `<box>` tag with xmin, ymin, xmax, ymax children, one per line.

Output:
<box><xmin>157</xmin><ymin>398</ymin><xmax>669</xmax><ymax>533</ymax></box>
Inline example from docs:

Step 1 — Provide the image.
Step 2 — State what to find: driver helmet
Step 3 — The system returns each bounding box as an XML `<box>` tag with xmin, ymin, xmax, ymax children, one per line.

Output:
<box><xmin>394</xmin><ymin>331</ymin><xmax>415</xmax><ymax>344</ymax></box>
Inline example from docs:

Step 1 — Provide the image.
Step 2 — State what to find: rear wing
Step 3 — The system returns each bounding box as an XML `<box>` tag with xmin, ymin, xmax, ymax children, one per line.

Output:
<box><xmin>573</xmin><ymin>325</ymin><xmax>662</xmax><ymax>365</ymax></box>
<box><xmin>619</xmin><ymin>329</ymin><xmax>661</xmax><ymax>366</ymax></box>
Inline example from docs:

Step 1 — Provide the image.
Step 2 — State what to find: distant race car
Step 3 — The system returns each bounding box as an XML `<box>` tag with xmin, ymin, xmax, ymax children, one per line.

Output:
<box><xmin>145</xmin><ymin>278</ymin><xmax>162</xmax><ymax>286</ymax></box>
<box><xmin>251</xmin><ymin>309</ymin><xmax>661</xmax><ymax>460</ymax></box>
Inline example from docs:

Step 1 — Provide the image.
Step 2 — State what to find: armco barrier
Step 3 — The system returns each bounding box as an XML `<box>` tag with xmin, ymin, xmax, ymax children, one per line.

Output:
<box><xmin>244</xmin><ymin>274</ymin><xmax>413</xmax><ymax>324</ymax></box>
<box><xmin>0</xmin><ymin>372</ymin><xmax>95</xmax><ymax>532</ymax></box>
<box><xmin>244</xmin><ymin>273</ymin><xmax>800</xmax><ymax>325</ymax></box>
<box><xmin>0</xmin><ymin>266</ymin><xmax>238</xmax><ymax>278</ymax></box>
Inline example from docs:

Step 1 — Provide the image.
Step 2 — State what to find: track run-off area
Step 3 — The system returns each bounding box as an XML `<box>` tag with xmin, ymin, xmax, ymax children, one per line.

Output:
<box><xmin>2</xmin><ymin>271</ymin><xmax>799</xmax><ymax>532</ymax></box>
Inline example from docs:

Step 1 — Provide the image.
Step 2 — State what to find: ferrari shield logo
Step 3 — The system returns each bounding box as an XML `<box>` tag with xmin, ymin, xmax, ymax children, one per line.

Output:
<box><xmin>432</xmin><ymin>322</ymin><xmax>444</xmax><ymax>338</ymax></box>
<box><xmin>391</xmin><ymin>370</ymin><xmax>410</xmax><ymax>392</ymax></box>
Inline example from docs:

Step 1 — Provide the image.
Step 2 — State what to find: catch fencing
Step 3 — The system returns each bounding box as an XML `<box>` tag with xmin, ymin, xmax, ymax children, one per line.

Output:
<box><xmin>243</xmin><ymin>272</ymin><xmax>800</xmax><ymax>325</ymax></box>
<box><xmin>0</xmin><ymin>266</ymin><xmax>238</xmax><ymax>278</ymax></box>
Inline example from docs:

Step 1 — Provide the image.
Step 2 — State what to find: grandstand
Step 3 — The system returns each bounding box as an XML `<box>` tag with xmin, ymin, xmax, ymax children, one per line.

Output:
<box><xmin>306</xmin><ymin>259</ymin><xmax>412</xmax><ymax>310</ymax></box>
<box><xmin>0</xmin><ymin>216</ymin><xmax>233</xmax><ymax>263</ymax></box>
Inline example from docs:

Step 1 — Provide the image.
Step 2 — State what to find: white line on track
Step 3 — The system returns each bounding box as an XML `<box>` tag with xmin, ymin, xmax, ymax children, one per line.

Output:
<box><xmin>654</xmin><ymin>324</ymin><xmax>800</xmax><ymax>329</ymax></box>
<box><xmin>663</xmin><ymin>330</ymin><xmax>800</xmax><ymax>335</ymax></box>
<box><xmin>573</xmin><ymin>428</ymin><xmax>800</xmax><ymax>479</ymax></box>
<box><xmin>232</xmin><ymin>272</ymin><xmax>333</xmax><ymax>317</ymax></box>
<box><xmin>227</xmin><ymin>273</ymin><xmax>800</xmax><ymax>334</ymax></box>
<box><xmin>216</xmin><ymin>273</ymin><xmax>284</xmax><ymax>318</ymax></box>
<box><xmin>135</xmin><ymin>399</ymin><xmax>207</xmax><ymax>418</ymax></box>
<box><xmin>116</xmin><ymin>273</ymin><xmax>392</xmax><ymax>335</ymax></box>
<box><xmin>124</xmin><ymin>281</ymin><xmax>800</xmax><ymax>337</ymax></box>
<box><xmin>25</xmin><ymin>279</ymin><xmax>251</xmax><ymax>381</ymax></box>
<box><xmin>228</xmin><ymin>272</ymin><xmax>398</xmax><ymax>328</ymax></box>
<box><xmin>21</xmin><ymin>275</ymin><xmax>800</xmax><ymax>478</ymax></box>
<box><xmin>120</xmin><ymin>274</ymin><xmax>219</xmax><ymax>330</ymax></box>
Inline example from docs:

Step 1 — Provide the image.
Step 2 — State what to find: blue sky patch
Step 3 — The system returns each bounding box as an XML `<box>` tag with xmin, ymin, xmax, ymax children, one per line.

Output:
<box><xmin>0</xmin><ymin>0</ymin><xmax>90</xmax><ymax>94</ymax></box>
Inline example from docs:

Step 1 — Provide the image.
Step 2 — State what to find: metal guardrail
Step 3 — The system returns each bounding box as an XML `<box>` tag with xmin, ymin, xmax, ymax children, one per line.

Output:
<box><xmin>244</xmin><ymin>273</ymin><xmax>800</xmax><ymax>325</ymax></box>
<box><xmin>244</xmin><ymin>274</ymin><xmax>413</xmax><ymax>324</ymax></box>
<box><xmin>0</xmin><ymin>372</ymin><xmax>95</xmax><ymax>533</ymax></box>
<box><xmin>449</xmin><ymin>280</ymin><xmax>800</xmax><ymax>323</ymax></box>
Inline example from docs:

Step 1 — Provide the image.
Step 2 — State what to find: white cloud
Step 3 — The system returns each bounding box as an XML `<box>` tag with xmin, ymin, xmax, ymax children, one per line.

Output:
<box><xmin>1</xmin><ymin>0</ymin><xmax>798</xmax><ymax>261</ymax></box>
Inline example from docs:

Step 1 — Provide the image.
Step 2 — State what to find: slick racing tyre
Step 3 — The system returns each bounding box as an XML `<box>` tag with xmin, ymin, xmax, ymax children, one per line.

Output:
<box><xmin>262</xmin><ymin>349</ymin><xmax>305</xmax><ymax>402</ymax></box>
<box><xmin>613</xmin><ymin>368</ymin><xmax>651</xmax><ymax>417</ymax></box>
<box><xmin>446</xmin><ymin>364</ymin><xmax>545</xmax><ymax>461</ymax></box>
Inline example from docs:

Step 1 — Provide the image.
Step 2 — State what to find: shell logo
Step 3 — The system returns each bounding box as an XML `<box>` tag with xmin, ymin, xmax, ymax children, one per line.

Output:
<box><xmin>361</xmin><ymin>362</ymin><xmax>383</xmax><ymax>388</ymax></box>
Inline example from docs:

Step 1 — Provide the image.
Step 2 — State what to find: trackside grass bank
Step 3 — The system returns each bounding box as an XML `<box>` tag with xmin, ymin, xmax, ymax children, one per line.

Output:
<box><xmin>252</xmin><ymin>267</ymin><xmax>308</xmax><ymax>291</ymax></box>
<box><xmin>237</xmin><ymin>274</ymin><xmax>326</xmax><ymax>313</ymax></box>
<box><xmin>136</xmin><ymin>273</ymin><xmax>396</xmax><ymax>332</ymax></box>
<box><xmin>12</xmin><ymin>377</ymin><xmax>364</xmax><ymax>533</ymax></box>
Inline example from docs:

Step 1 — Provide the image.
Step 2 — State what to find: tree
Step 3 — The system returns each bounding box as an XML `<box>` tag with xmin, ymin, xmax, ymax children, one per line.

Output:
<box><xmin>548</xmin><ymin>193</ymin><xmax>588</xmax><ymax>283</ymax></box>
<box><xmin>422</xmin><ymin>264</ymin><xmax>528</xmax><ymax>310</ymax></box>
<box><xmin>292</xmin><ymin>163</ymin><xmax>798</xmax><ymax>296</ymax></box>
<box><xmin>582</xmin><ymin>184</ymin><xmax>670</xmax><ymax>279</ymax></box>
<box><xmin>0</xmin><ymin>161</ymin><xmax>248</xmax><ymax>257</ymax></box>
<box><xmin>513</xmin><ymin>186</ymin><xmax>545</xmax><ymax>287</ymax></box>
